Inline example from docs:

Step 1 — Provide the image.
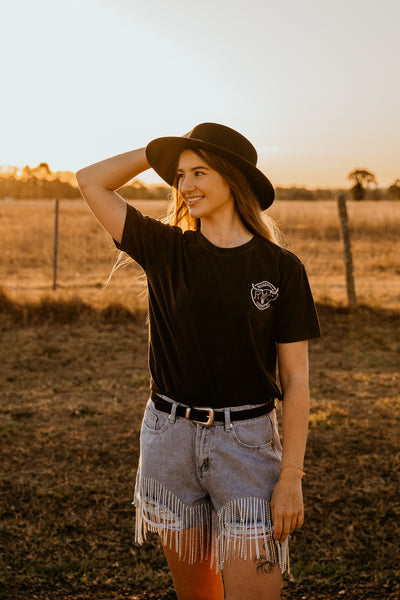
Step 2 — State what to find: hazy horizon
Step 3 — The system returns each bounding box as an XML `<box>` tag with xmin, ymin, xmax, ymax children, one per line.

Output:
<box><xmin>2</xmin><ymin>161</ymin><xmax>394</xmax><ymax>192</ymax></box>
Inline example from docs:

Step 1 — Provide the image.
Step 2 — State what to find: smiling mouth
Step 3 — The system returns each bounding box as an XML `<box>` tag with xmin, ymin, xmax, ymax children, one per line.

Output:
<box><xmin>186</xmin><ymin>196</ymin><xmax>204</xmax><ymax>206</ymax></box>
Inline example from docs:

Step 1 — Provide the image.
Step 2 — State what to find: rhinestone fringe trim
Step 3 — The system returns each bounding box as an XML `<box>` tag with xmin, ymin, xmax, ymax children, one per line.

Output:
<box><xmin>134</xmin><ymin>477</ymin><xmax>289</xmax><ymax>573</ymax></box>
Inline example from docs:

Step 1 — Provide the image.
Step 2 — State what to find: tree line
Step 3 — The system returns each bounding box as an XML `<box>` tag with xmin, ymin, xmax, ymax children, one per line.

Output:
<box><xmin>0</xmin><ymin>163</ymin><xmax>399</xmax><ymax>201</ymax></box>
<box><xmin>0</xmin><ymin>163</ymin><xmax>168</xmax><ymax>201</ymax></box>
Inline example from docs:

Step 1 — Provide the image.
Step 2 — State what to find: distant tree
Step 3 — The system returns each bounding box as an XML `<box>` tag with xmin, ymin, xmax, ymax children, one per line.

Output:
<box><xmin>0</xmin><ymin>166</ymin><xmax>19</xmax><ymax>199</ymax></box>
<box><xmin>21</xmin><ymin>165</ymin><xmax>34</xmax><ymax>182</ymax></box>
<box><xmin>347</xmin><ymin>169</ymin><xmax>377</xmax><ymax>200</ymax></box>
<box><xmin>314</xmin><ymin>188</ymin><xmax>335</xmax><ymax>200</ymax></box>
<box><xmin>33</xmin><ymin>162</ymin><xmax>52</xmax><ymax>179</ymax></box>
<box><xmin>387</xmin><ymin>179</ymin><xmax>400</xmax><ymax>200</ymax></box>
<box><xmin>368</xmin><ymin>188</ymin><xmax>383</xmax><ymax>201</ymax></box>
<box><xmin>275</xmin><ymin>186</ymin><xmax>316</xmax><ymax>201</ymax></box>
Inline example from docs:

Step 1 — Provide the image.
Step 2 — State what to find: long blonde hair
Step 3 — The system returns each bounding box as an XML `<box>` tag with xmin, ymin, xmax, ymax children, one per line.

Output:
<box><xmin>107</xmin><ymin>149</ymin><xmax>282</xmax><ymax>287</ymax></box>
<box><xmin>165</xmin><ymin>148</ymin><xmax>282</xmax><ymax>244</ymax></box>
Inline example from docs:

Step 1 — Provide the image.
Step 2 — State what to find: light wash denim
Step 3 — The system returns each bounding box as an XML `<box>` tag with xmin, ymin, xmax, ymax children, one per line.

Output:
<box><xmin>133</xmin><ymin>396</ymin><xmax>289</xmax><ymax>572</ymax></box>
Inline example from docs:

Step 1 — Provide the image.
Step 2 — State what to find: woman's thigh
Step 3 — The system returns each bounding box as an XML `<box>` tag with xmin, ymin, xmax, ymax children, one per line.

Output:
<box><xmin>162</xmin><ymin>530</ymin><xmax>282</xmax><ymax>600</ymax></box>
<box><xmin>222</xmin><ymin>557</ymin><xmax>282</xmax><ymax>600</ymax></box>
<box><xmin>161</xmin><ymin>526</ymin><xmax>224</xmax><ymax>600</ymax></box>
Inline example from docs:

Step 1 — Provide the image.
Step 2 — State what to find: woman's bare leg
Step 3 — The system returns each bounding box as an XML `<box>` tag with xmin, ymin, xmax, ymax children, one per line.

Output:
<box><xmin>161</xmin><ymin>526</ymin><xmax>224</xmax><ymax>600</ymax></box>
<box><xmin>160</xmin><ymin>527</ymin><xmax>282</xmax><ymax>599</ymax></box>
<box><xmin>222</xmin><ymin>557</ymin><xmax>282</xmax><ymax>600</ymax></box>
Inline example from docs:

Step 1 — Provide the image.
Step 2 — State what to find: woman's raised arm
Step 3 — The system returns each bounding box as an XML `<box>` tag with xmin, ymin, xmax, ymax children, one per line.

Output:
<box><xmin>76</xmin><ymin>148</ymin><xmax>150</xmax><ymax>244</ymax></box>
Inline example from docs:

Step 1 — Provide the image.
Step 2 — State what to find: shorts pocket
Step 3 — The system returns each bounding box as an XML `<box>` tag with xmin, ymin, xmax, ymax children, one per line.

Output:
<box><xmin>230</xmin><ymin>414</ymin><xmax>274</xmax><ymax>449</ymax></box>
<box><xmin>142</xmin><ymin>403</ymin><xmax>170</xmax><ymax>433</ymax></box>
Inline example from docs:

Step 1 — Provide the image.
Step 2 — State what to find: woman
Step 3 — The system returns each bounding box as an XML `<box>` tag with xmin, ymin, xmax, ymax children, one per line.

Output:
<box><xmin>77</xmin><ymin>123</ymin><xmax>321</xmax><ymax>600</ymax></box>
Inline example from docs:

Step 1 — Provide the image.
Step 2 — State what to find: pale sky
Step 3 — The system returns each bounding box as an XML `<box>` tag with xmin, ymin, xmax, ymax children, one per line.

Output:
<box><xmin>1</xmin><ymin>0</ymin><xmax>399</xmax><ymax>188</ymax></box>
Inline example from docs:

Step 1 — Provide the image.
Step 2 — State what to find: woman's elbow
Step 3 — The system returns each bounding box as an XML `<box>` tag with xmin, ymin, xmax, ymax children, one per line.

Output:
<box><xmin>76</xmin><ymin>168</ymin><xmax>89</xmax><ymax>188</ymax></box>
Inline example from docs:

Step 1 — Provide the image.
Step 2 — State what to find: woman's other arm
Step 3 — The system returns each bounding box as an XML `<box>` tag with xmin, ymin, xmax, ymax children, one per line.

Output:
<box><xmin>271</xmin><ymin>340</ymin><xmax>310</xmax><ymax>543</ymax></box>
<box><xmin>76</xmin><ymin>148</ymin><xmax>150</xmax><ymax>244</ymax></box>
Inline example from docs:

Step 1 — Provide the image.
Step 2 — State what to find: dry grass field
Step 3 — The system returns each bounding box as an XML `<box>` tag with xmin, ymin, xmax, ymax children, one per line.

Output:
<box><xmin>1</xmin><ymin>198</ymin><xmax>400</xmax><ymax>599</ymax></box>
<box><xmin>1</xmin><ymin>198</ymin><xmax>399</xmax><ymax>308</ymax></box>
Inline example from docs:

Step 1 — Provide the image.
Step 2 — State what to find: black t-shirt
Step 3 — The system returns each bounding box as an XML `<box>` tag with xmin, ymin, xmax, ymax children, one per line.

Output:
<box><xmin>115</xmin><ymin>204</ymin><xmax>321</xmax><ymax>408</ymax></box>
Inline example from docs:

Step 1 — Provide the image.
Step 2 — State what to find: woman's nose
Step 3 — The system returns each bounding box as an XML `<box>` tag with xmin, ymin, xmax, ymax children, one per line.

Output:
<box><xmin>180</xmin><ymin>175</ymin><xmax>195</xmax><ymax>194</ymax></box>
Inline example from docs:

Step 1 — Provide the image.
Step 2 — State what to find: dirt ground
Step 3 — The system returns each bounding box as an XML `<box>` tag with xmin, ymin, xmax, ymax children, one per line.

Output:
<box><xmin>1</xmin><ymin>294</ymin><xmax>399</xmax><ymax>600</ymax></box>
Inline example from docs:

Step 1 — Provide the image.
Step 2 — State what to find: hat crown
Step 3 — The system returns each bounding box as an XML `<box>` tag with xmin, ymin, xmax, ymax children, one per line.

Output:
<box><xmin>188</xmin><ymin>123</ymin><xmax>258</xmax><ymax>166</ymax></box>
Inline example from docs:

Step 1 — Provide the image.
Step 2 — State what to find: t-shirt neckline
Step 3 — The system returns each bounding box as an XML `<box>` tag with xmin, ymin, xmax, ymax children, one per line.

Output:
<box><xmin>196</xmin><ymin>230</ymin><xmax>260</xmax><ymax>255</ymax></box>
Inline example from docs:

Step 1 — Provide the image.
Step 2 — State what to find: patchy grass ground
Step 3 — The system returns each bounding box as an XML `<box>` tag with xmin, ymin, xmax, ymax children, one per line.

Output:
<box><xmin>0</xmin><ymin>292</ymin><xmax>399</xmax><ymax>599</ymax></box>
<box><xmin>1</xmin><ymin>197</ymin><xmax>399</xmax><ymax>598</ymax></box>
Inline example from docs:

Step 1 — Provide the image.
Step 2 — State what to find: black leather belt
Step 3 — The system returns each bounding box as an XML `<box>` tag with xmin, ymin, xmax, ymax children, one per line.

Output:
<box><xmin>151</xmin><ymin>392</ymin><xmax>275</xmax><ymax>427</ymax></box>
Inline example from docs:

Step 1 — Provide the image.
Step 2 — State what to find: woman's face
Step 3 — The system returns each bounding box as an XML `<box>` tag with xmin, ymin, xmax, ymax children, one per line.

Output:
<box><xmin>177</xmin><ymin>150</ymin><xmax>235</xmax><ymax>220</ymax></box>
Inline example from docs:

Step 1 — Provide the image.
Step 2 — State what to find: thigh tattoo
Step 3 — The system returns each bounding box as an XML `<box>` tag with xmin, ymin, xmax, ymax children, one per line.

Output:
<box><xmin>254</xmin><ymin>543</ymin><xmax>274</xmax><ymax>575</ymax></box>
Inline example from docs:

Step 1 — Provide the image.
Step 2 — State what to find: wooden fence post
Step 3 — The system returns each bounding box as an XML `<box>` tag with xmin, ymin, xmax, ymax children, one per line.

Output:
<box><xmin>53</xmin><ymin>198</ymin><xmax>59</xmax><ymax>291</ymax></box>
<box><xmin>337</xmin><ymin>193</ymin><xmax>357</xmax><ymax>309</ymax></box>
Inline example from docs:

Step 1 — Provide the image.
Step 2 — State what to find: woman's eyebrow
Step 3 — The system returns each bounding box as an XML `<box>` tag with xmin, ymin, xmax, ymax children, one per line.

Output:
<box><xmin>176</xmin><ymin>165</ymin><xmax>211</xmax><ymax>173</ymax></box>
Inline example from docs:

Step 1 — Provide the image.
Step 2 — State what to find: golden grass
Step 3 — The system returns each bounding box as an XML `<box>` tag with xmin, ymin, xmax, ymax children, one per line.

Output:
<box><xmin>1</xmin><ymin>198</ymin><xmax>399</xmax><ymax>309</ymax></box>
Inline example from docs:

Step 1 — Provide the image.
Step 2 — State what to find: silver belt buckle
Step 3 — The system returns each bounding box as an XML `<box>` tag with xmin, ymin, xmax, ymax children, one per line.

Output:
<box><xmin>185</xmin><ymin>406</ymin><xmax>215</xmax><ymax>427</ymax></box>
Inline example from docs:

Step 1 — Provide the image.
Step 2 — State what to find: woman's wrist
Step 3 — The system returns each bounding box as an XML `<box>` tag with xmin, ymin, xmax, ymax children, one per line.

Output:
<box><xmin>280</xmin><ymin>464</ymin><xmax>305</xmax><ymax>479</ymax></box>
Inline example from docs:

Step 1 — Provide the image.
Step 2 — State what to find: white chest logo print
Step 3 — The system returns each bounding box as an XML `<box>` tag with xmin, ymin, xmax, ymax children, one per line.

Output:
<box><xmin>251</xmin><ymin>281</ymin><xmax>279</xmax><ymax>310</ymax></box>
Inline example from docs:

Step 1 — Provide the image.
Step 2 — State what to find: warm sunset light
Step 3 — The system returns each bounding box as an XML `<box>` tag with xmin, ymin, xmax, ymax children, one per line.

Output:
<box><xmin>2</xmin><ymin>4</ymin><xmax>400</xmax><ymax>598</ymax></box>
<box><xmin>1</xmin><ymin>0</ymin><xmax>399</xmax><ymax>188</ymax></box>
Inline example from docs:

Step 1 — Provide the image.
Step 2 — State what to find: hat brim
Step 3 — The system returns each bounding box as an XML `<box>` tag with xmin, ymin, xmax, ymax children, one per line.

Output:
<box><xmin>146</xmin><ymin>137</ymin><xmax>274</xmax><ymax>210</ymax></box>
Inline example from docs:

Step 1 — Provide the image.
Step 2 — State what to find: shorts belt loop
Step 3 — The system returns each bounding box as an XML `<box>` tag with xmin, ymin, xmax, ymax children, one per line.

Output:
<box><xmin>169</xmin><ymin>402</ymin><xmax>178</xmax><ymax>424</ymax></box>
<box><xmin>224</xmin><ymin>407</ymin><xmax>232</xmax><ymax>431</ymax></box>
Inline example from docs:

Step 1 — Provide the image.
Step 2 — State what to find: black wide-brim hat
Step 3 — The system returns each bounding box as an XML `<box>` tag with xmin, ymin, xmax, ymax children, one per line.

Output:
<box><xmin>146</xmin><ymin>122</ymin><xmax>275</xmax><ymax>210</ymax></box>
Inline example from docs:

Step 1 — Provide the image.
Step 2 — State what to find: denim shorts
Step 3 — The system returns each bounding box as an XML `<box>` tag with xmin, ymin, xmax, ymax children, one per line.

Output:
<box><xmin>133</xmin><ymin>395</ymin><xmax>289</xmax><ymax>573</ymax></box>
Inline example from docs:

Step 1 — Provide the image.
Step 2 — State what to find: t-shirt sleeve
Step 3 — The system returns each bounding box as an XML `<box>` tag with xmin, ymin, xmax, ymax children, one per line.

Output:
<box><xmin>113</xmin><ymin>202</ymin><xmax>179</xmax><ymax>272</ymax></box>
<box><xmin>274</xmin><ymin>252</ymin><xmax>321</xmax><ymax>343</ymax></box>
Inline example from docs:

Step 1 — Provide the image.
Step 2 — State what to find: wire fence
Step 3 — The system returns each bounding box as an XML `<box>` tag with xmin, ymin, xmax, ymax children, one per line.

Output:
<box><xmin>1</xmin><ymin>197</ymin><xmax>399</xmax><ymax>310</ymax></box>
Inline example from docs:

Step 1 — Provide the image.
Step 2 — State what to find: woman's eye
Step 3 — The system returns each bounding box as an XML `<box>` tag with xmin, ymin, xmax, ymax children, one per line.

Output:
<box><xmin>195</xmin><ymin>171</ymin><xmax>204</xmax><ymax>176</ymax></box>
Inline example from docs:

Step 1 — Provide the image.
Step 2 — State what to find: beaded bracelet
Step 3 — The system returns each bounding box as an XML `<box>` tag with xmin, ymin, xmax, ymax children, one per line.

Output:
<box><xmin>280</xmin><ymin>465</ymin><xmax>305</xmax><ymax>477</ymax></box>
